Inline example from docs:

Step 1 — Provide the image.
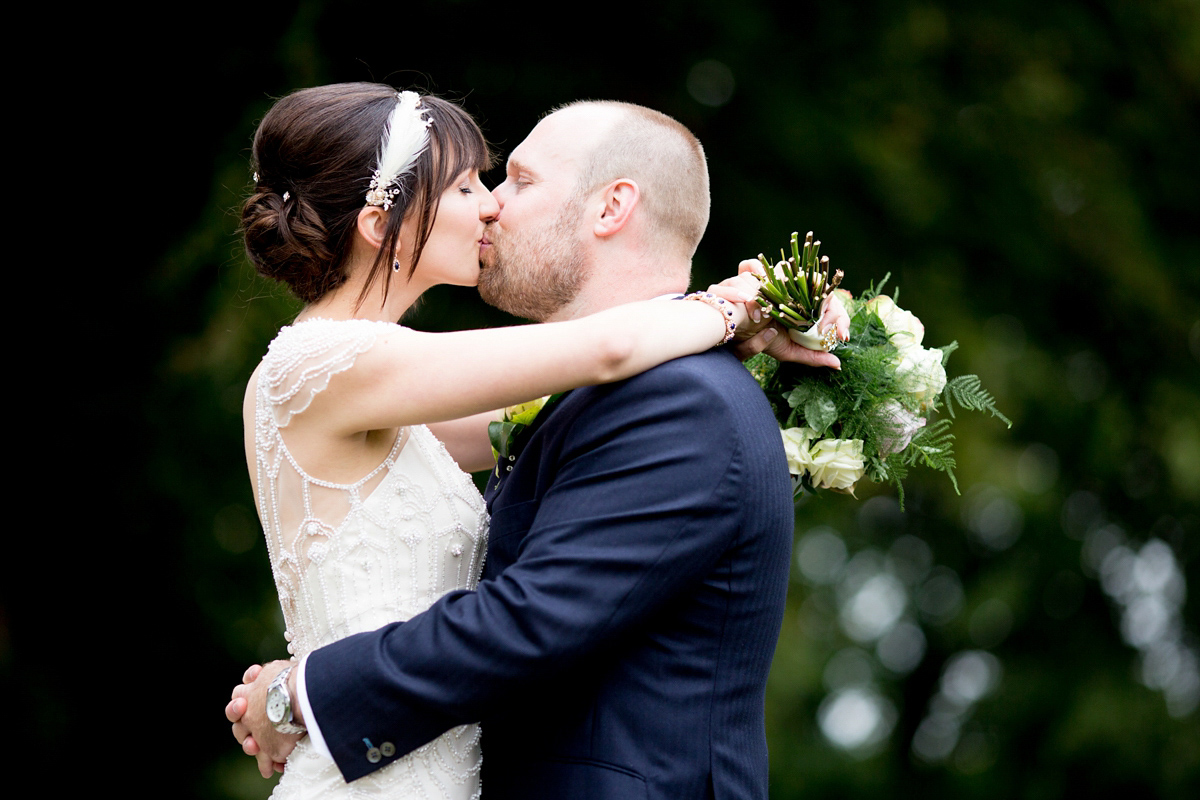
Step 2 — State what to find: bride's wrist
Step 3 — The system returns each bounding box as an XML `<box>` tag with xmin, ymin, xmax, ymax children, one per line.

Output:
<box><xmin>682</xmin><ymin>291</ymin><xmax>738</xmax><ymax>344</ymax></box>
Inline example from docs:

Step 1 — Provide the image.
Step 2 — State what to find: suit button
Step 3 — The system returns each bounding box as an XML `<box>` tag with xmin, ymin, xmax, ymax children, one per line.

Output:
<box><xmin>366</xmin><ymin>747</ymin><xmax>382</xmax><ymax>763</ymax></box>
<box><xmin>381</xmin><ymin>741</ymin><xmax>396</xmax><ymax>757</ymax></box>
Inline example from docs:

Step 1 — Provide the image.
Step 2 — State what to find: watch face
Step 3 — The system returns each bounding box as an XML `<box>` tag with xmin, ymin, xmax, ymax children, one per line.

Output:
<box><xmin>266</xmin><ymin>690</ymin><xmax>285</xmax><ymax>723</ymax></box>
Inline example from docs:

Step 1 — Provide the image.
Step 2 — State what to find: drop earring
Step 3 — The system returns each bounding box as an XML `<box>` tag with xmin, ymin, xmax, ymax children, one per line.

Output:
<box><xmin>392</xmin><ymin>257</ymin><xmax>401</xmax><ymax>273</ymax></box>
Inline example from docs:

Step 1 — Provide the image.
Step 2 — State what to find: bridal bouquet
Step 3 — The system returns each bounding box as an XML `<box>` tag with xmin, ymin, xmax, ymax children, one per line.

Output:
<box><xmin>745</xmin><ymin>232</ymin><xmax>1010</xmax><ymax>507</ymax></box>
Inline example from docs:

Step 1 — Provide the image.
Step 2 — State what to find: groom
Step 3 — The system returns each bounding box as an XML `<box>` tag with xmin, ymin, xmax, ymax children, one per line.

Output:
<box><xmin>229</xmin><ymin>101</ymin><xmax>835</xmax><ymax>798</ymax></box>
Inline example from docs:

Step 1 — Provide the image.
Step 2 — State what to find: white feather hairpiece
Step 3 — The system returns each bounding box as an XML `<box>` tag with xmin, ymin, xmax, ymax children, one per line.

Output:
<box><xmin>364</xmin><ymin>91</ymin><xmax>433</xmax><ymax>210</ymax></box>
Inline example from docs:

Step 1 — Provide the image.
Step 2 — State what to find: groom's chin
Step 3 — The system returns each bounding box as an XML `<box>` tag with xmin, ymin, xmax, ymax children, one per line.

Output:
<box><xmin>476</xmin><ymin>264</ymin><xmax>516</xmax><ymax>313</ymax></box>
<box><xmin>478</xmin><ymin>272</ymin><xmax>560</xmax><ymax>324</ymax></box>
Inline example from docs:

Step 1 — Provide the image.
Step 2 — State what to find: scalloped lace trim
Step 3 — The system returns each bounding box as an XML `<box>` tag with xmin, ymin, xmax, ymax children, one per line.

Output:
<box><xmin>260</xmin><ymin>318</ymin><xmax>397</xmax><ymax>428</ymax></box>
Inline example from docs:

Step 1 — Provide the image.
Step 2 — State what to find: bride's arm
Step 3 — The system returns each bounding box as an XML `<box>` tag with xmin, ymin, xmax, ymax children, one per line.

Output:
<box><xmin>313</xmin><ymin>287</ymin><xmax>754</xmax><ymax>438</ymax></box>
<box><xmin>426</xmin><ymin>412</ymin><xmax>501</xmax><ymax>474</ymax></box>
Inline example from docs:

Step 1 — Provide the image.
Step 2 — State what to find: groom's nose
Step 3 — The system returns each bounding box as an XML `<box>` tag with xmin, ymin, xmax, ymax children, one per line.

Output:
<box><xmin>490</xmin><ymin>180</ymin><xmax>512</xmax><ymax>212</ymax></box>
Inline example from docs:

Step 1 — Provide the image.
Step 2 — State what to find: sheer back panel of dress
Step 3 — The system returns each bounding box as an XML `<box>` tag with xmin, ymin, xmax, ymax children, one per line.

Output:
<box><xmin>251</xmin><ymin>318</ymin><xmax>486</xmax><ymax>799</ymax></box>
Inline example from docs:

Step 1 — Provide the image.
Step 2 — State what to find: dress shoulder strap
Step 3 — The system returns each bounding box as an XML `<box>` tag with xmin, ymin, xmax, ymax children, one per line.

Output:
<box><xmin>259</xmin><ymin>318</ymin><xmax>395</xmax><ymax>428</ymax></box>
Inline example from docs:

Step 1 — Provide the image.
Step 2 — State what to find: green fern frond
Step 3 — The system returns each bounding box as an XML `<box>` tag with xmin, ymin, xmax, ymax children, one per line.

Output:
<box><xmin>858</xmin><ymin>272</ymin><xmax>890</xmax><ymax>303</ymax></box>
<box><xmin>902</xmin><ymin>419</ymin><xmax>959</xmax><ymax>494</ymax></box>
<box><xmin>943</xmin><ymin>375</ymin><xmax>1012</xmax><ymax>426</ymax></box>
<box><xmin>938</xmin><ymin>341</ymin><xmax>959</xmax><ymax>364</ymax></box>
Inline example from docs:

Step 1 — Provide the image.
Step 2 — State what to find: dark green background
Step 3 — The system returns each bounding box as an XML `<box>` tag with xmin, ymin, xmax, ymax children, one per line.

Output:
<box><xmin>14</xmin><ymin>1</ymin><xmax>1198</xmax><ymax>796</ymax></box>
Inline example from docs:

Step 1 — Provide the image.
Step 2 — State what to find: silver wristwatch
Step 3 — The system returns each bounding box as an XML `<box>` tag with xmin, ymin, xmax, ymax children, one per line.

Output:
<box><xmin>266</xmin><ymin>666</ymin><xmax>307</xmax><ymax>735</ymax></box>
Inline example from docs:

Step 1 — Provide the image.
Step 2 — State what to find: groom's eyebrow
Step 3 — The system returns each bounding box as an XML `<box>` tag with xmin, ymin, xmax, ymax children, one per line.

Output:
<box><xmin>507</xmin><ymin>158</ymin><xmax>536</xmax><ymax>178</ymax></box>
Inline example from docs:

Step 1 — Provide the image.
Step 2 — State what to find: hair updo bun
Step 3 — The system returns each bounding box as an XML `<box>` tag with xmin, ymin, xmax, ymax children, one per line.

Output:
<box><xmin>242</xmin><ymin>187</ymin><xmax>339</xmax><ymax>303</ymax></box>
<box><xmin>241</xmin><ymin>83</ymin><xmax>493</xmax><ymax>307</ymax></box>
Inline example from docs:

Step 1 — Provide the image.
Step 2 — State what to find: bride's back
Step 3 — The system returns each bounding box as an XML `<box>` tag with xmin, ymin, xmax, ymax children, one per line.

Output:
<box><xmin>246</xmin><ymin>317</ymin><xmax>488</xmax><ymax>656</ymax></box>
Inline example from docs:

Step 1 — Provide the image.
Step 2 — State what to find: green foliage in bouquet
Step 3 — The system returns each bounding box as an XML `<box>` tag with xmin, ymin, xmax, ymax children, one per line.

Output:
<box><xmin>747</xmin><ymin>269</ymin><xmax>1010</xmax><ymax>509</ymax></box>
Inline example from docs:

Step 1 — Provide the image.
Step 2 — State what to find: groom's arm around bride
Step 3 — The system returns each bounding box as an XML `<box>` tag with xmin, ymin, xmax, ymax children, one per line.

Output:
<box><xmin>306</xmin><ymin>345</ymin><xmax>794</xmax><ymax>798</ymax></box>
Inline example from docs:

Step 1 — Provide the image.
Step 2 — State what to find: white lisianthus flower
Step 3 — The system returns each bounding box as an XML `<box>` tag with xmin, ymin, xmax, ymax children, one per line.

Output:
<box><xmin>876</xmin><ymin>400</ymin><xmax>927</xmax><ymax>455</ymax></box>
<box><xmin>867</xmin><ymin>295</ymin><xmax>925</xmax><ymax>349</ymax></box>
<box><xmin>808</xmin><ymin>438</ymin><xmax>866</xmax><ymax>490</ymax></box>
<box><xmin>781</xmin><ymin>427</ymin><xmax>818</xmax><ymax>475</ymax></box>
<box><xmin>895</xmin><ymin>346</ymin><xmax>947</xmax><ymax>411</ymax></box>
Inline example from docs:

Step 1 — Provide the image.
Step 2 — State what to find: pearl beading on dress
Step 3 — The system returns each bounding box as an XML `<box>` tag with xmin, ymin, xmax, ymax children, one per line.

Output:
<box><xmin>253</xmin><ymin>318</ymin><xmax>486</xmax><ymax>800</ymax></box>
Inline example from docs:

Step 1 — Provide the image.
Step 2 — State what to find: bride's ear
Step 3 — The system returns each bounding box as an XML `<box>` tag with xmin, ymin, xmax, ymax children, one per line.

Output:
<box><xmin>355</xmin><ymin>206</ymin><xmax>390</xmax><ymax>250</ymax></box>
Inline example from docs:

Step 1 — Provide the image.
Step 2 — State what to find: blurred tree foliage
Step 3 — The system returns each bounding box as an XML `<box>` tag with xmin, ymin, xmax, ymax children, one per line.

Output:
<box><xmin>16</xmin><ymin>0</ymin><xmax>1197</xmax><ymax>797</ymax></box>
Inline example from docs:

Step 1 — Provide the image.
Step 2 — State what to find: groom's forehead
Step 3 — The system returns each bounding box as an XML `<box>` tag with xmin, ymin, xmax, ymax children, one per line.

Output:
<box><xmin>509</xmin><ymin>107</ymin><xmax>614</xmax><ymax>174</ymax></box>
<box><xmin>509</xmin><ymin>128</ymin><xmax>577</xmax><ymax>174</ymax></box>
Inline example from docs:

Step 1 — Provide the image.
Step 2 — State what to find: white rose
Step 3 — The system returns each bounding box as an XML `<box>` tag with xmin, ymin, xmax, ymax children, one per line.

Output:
<box><xmin>867</xmin><ymin>294</ymin><xmax>924</xmax><ymax>349</ymax></box>
<box><xmin>808</xmin><ymin>438</ymin><xmax>866</xmax><ymax>490</ymax></box>
<box><xmin>876</xmin><ymin>400</ymin><xmax>927</xmax><ymax>455</ymax></box>
<box><xmin>781</xmin><ymin>427</ymin><xmax>817</xmax><ymax>475</ymax></box>
<box><xmin>895</xmin><ymin>345</ymin><xmax>947</xmax><ymax>410</ymax></box>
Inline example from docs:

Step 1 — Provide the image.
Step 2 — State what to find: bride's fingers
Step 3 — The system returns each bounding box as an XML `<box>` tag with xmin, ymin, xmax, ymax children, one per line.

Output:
<box><xmin>243</xmin><ymin>663</ymin><xmax>263</xmax><ymax>684</ymax></box>
<box><xmin>242</xmin><ymin>734</ymin><xmax>261</xmax><ymax>756</ymax></box>
<box><xmin>226</xmin><ymin>696</ymin><xmax>247</xmax><ymax>723</ymax></box>
<box><xmin>737</xmin><ymin>258</ymin><xmax>764</xmax><ymax>276</ymax></box>
<box><xmin>707</xmin><ymin>275</ymin><xmax>765</xmax><ymax>326</ymax></box>
<box><xmin>819</xmin><ymin>295</ymin><xmax>851</xmax><ymax>341</ymax></box>
<box><xmin>707</xmin><ymin>273</ymin><xmax>759</xmax><ymax>301</ymax></box>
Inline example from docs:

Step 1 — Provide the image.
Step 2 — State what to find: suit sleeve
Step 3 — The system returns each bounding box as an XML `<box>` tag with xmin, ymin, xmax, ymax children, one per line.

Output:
<box><xmin>304</xmin><ymin>363</ymin><xmax>756</xmax><ymax>781</ymax></box>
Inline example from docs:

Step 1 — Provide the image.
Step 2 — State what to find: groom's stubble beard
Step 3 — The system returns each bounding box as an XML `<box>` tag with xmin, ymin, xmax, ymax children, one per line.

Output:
<box><xmin>477</xmin><ymin>200</ymin><xmax>591</xmax><ymax>322</ymax></box>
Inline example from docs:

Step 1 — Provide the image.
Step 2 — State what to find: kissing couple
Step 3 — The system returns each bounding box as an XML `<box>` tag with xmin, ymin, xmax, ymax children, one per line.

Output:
<box><xmin>226</xmin><ymin>83</ymin><xmax>848</xmax><ymax>799</ymax></box>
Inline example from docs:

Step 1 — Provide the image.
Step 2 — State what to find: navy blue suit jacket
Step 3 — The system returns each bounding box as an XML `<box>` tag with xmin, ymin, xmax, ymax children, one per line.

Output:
<box><xmin>306</xmin><ymin>348</ymin><xmax>794</xmax><ymax>799</ymax></box>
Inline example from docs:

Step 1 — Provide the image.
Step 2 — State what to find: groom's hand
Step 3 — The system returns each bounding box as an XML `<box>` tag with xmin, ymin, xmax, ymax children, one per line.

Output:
<box><xmin>225</xmin><ymin>660</ymin><xmax>304</xmax><ymax>778</ymax></box>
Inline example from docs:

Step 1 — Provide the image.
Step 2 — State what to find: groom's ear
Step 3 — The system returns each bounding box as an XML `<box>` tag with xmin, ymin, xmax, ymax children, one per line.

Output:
<box><xmin>355</xmin><ymin>206</ymin><xmax>390</xmax><ymax>250</ymax></box>
<box><xmin>593</xmin><ymin>179</ymin><xmax>640</xmax><ymax>238</ymax></box>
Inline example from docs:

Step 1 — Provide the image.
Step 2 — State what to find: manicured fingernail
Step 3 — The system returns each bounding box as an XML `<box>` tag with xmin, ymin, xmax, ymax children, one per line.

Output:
<box><xmin>762</xmin><ymin>328</ymin><xmax>778</xmax><ymax>343</ymax></box>
<box><xmin>751</xmin><ymin>309</ymin><xmax>761</xmax><ymax>322</ymax></box>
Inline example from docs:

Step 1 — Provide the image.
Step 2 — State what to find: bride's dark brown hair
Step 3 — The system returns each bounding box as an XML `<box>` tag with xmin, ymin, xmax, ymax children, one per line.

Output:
<box><xmin>243</xmin><ymin>83</ymin><xmax>493</xmax><ymax>305</ymax></box>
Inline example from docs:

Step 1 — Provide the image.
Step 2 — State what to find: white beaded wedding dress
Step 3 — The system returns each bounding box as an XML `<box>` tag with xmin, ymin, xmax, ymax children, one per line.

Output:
<box><xmin>251</xmin><ymin>318</ymin><xmax>488</xmax><ymax>799</ymax></box>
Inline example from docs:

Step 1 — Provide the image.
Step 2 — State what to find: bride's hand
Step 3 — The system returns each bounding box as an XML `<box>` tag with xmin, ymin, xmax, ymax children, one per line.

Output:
<box><xmin>700</xmin><ymin>270</ymin><xmax>763</xmax><ymax>341</ymax></box>
<box><xmin>226</xmin><ymin>660</ymin><xmax>300</xmax><ymax>778</ymax></box>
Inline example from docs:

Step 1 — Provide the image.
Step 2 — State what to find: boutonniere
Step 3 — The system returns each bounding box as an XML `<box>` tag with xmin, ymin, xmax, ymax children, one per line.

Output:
<box><xmin>489</xmin><ymin>393</ymin><xmax>565</xmax><ymax>464</ymax></box>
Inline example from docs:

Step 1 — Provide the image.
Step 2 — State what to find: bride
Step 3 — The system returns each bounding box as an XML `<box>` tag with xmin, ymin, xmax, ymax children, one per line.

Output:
<box><xmin>233</xmin><ymin>83</ymin><xmax>764</xmax><ymax>798</ymax></box>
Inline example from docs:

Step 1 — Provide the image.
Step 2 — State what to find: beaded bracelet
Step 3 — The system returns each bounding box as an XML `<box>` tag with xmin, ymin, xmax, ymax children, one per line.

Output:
<box><xmin>683</xmin><ymin>291</ymin><xmax>738</xmax><ymax>344</ymax></box>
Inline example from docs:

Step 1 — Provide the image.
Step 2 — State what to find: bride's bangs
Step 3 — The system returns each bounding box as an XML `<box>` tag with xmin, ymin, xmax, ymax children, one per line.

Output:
<box><xmin>425</xmin><ymin>96</ymin><xmax>496</xmax><ymax>195</ymax></box>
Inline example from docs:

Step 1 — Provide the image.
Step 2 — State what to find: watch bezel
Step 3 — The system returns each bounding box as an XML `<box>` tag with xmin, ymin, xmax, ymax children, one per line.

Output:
<box><xmin>265</xmin><ymin>666</ymin><xmax>306</xmax><ymax>734</ymax></box>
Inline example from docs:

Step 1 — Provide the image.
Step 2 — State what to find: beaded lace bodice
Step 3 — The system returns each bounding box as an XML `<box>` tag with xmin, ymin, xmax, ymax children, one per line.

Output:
<box><xmin>252</xmin><ymin>318</ymin><xmax>486</xmax><ymax>799</ymax></box>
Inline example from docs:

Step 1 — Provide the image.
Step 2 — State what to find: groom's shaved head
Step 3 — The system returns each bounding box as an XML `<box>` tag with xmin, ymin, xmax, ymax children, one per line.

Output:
<box><xmin>557</xmin><ymin>101</ymin><xmax>711</xmax><ymax>261</ymax></box>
